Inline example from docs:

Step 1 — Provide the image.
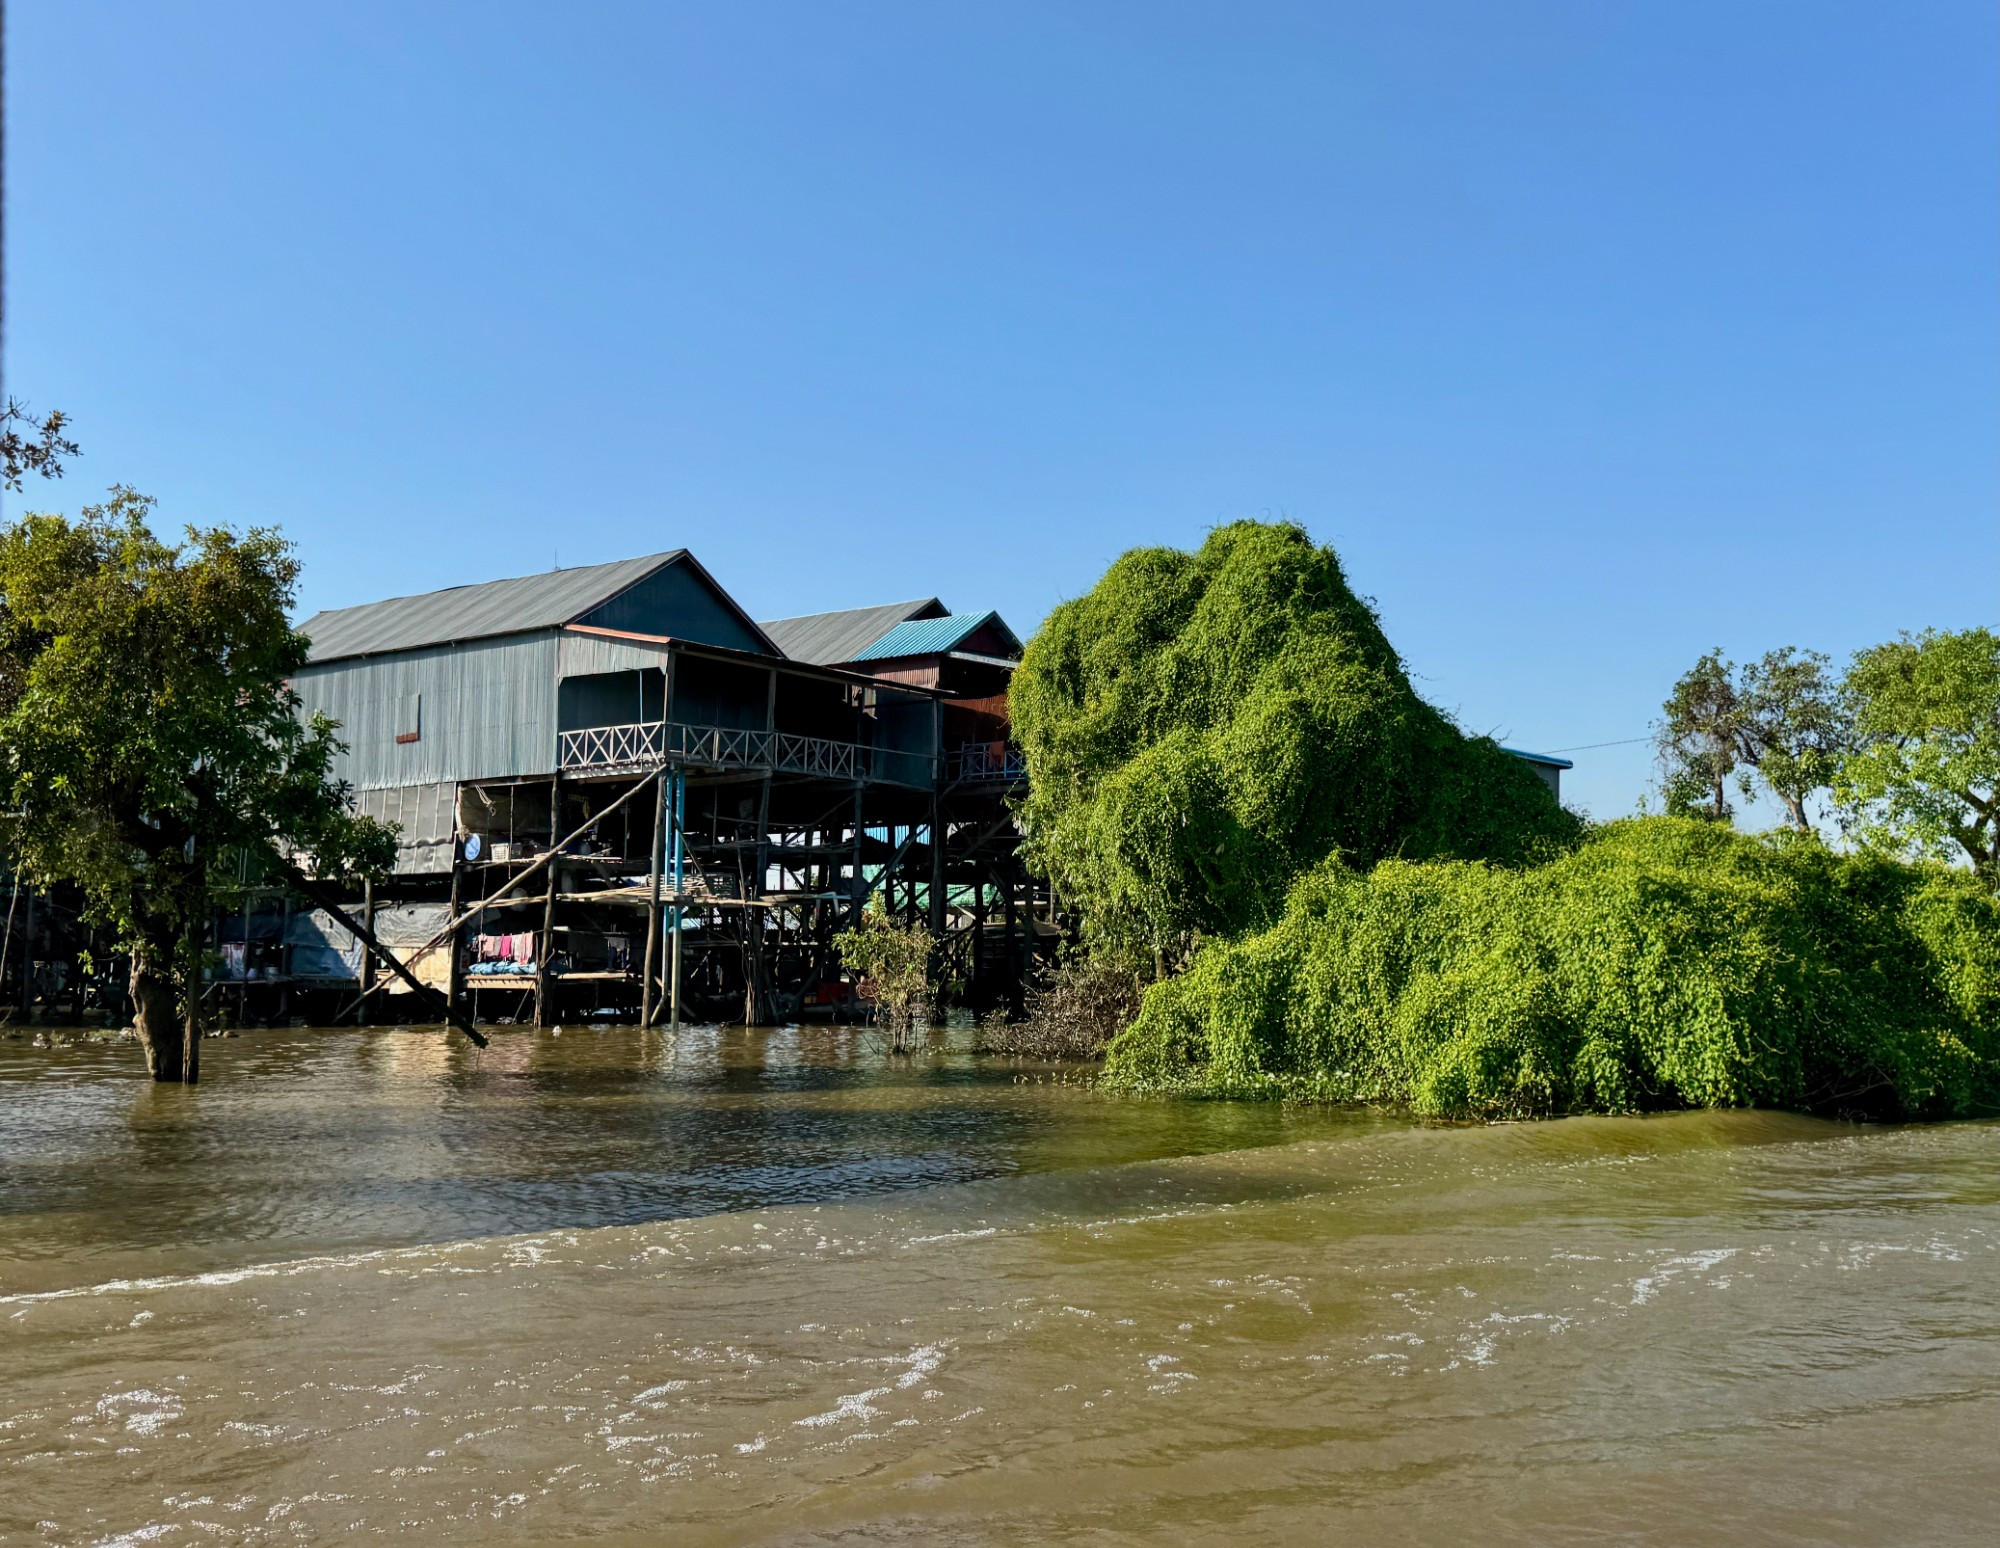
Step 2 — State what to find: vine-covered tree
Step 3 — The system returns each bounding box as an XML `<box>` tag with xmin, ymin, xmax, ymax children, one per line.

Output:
<box><xmin>0</xmin><ymin>489</ymin><xmax>394</xmax><ymax>1081</ymax></box>
<box><xmin>1836</xmin><ymin>627</ymin><xmax>2000</xmax><ymax>888</ymax></box>
<box><xmin>1009</xmin><ymin>521</ymin><xmax>1577</xmax><ymax>973</ymax></box>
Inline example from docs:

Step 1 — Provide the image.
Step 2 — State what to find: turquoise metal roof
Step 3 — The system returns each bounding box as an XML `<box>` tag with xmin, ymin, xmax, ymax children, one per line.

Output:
<box><xmin>1501</xmin><ymin>746</ymin><xmax>1574</xmax><ymax>769</ymax></box>
<box><xmin>849</xmin><ymin>610</ymin><xmax>1021</xmax><ymax>663</ymax></box>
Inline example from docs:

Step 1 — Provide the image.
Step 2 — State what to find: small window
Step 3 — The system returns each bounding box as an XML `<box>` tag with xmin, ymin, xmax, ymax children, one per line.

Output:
<box><xmin>394</xmin><ymin>693</ymin><xmax>421</xmax><ymax>745</ymax></box>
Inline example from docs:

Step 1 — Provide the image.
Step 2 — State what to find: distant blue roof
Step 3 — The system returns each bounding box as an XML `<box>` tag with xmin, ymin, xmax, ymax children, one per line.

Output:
<box><xmin>850</xmin><ymin>610</ymin><xmax>1022</xmax><ymax>663</ymax></box>
<box><xmin>1502</xmin><ymin>746</ymin><xmax>1574</xmax><ymax>770</ymax></box>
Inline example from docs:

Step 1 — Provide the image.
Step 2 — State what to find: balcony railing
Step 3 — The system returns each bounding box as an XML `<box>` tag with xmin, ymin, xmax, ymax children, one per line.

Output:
<box><xmin>947</xmin><ymin>742</ymin><xmax>1026</xmax><ymax>785</ymax></box>
<box><xmin>559</xmin><ymin>719</ymin><xmax>933</xmax><ymax>787</ymax></box>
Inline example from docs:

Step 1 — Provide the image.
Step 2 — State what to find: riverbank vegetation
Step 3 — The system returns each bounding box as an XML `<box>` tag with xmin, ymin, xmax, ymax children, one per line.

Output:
<box><xmin>1019</xmin><ymin>521</ymin><xmax>2000</xmax><ymax>1120</ymax></box>
<box><xmin>1103</xmin><ymin>819</ymin><xmax>2000</xmax><ymax>1118</ymax></box>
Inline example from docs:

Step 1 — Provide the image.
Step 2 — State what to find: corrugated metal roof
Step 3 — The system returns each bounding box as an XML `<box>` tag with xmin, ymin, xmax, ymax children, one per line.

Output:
<box><xmin>850</xmin><ymin>610</ymin><xmax>1022</xmax><ymax>662</ymax></box>
<box><xmin>1501</xmin><ymin>746</ymin><xmax>1575</xmax><ymax>770</ymax></box>
<box><xmin>300</xmin><ymin>552</ymin><xmax>685</xmax><ymax>663</ymax></box>
<box><xmin>760</xmin><ymin>599</ymin><xmax>946</xmax><ymax>665</ymax></box>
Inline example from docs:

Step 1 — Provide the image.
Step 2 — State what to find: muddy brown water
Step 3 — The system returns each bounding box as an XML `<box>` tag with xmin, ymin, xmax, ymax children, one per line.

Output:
<box><xmin>2</xmin><ymin>1025</ymin><xmax>1995</xmax><ymax>1544</ymax></box>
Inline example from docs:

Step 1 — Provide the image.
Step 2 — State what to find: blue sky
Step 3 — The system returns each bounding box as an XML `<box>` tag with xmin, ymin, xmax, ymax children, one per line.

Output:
<box><xmin>6</xmin><ymin>1</ymin><xmax>1994</xmax><ymax>821</ymax></box>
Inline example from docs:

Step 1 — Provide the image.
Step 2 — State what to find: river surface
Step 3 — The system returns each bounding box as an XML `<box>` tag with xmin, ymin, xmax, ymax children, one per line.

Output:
<box><xmin>2</xmin><ymin>1025</ymin><xmax>1996</xmax><ymax>1544</ymax></box>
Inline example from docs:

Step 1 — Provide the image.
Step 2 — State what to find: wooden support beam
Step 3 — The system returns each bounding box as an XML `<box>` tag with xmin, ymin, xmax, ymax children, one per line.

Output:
<box><xmin>744</xmin><ymin>772</ymin><xmax>774</xmax><ymax>1026</ymax></box>
<box><xmin>669</xmin><ymin>770</ymin><xmax>686</xmax><ymax>1029</ymax></box>
<box><xmin>356</xmin><ymin>881</ymin><xmax>375</xmax><ymax>1026</ymax></box>
<box><xmin>445</xmin><ymin>847</ymin><xmax>464</xmax><ymax>1019</ymax></box>
<box><xmin>336</xmin><ymin>772</ymin><xmax>657</xmax><ymax>1020</ymax></box>
<box><xmin>535</xmin><ymin>773</ymin><xmax>561</xmax><ymax>1029</ymax></box>
<box><xmin>640</xmin><ymin>770</ymin><xmax>665</xmax><ymax>1028</ymax></box>
<box><xmin>929</xmin><ymin>799</ymin><xmax>946</xmax><ymax>936</ymax></box>
<box><xmin>269</xmin><ymin>856</ymin><xmax>488</xmax><ymax>1048</ymax></box>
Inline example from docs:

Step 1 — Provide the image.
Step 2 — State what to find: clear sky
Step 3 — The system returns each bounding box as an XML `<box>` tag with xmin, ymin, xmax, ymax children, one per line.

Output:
<box><xmin>6</xmin><ymin>1</ymin><xmax>1994</xmax><ymax>821</ymax></box>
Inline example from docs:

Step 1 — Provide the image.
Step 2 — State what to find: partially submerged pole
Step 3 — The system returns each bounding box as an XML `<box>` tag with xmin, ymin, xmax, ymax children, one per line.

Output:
<box><xmin>640</xmin><ymin>770</ymin><xmax>664</xmax><ymax>1028</ymax></box>
<box><xmin>535</xmin><ymin>774</ymin><xmax>561</xmax><ymax>1030</ymax></box>
<box><xmin>356</xmin><ymin>880</ymin><xmax>374</xmax><ymax>1027</ymax></box>
<box><xmin>669</xmin><ymin>769</ymin><xmax>685</xmax><ymax>1030</ymax></box>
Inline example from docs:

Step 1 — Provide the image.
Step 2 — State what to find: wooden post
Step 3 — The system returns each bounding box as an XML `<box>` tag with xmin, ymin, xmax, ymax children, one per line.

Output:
<box><xmin>238</xmin><ymin>888</ymin><xmax>252</xmax><ymax>1026</ymax></box>
<box><xmin>669</xmin><ymin>769</ymin><xmax>685</xmax><ymax>1029</ymax></box>
<box><xmin>849</xmin><ymin>787</ymin><xmax>865</xmax><ymax>924</ymax></box>
<box><xmin>928</xmin><ymin>799</ymin><xmax>946</xmax><ymax>936</ymax></box>
<box><xmin>744</xmin><ymin>772</ymin><xmax>774</xmax><ymax>1025</ymax></box>
<box><xmin>536</xmin><ymin>774</ymin><xmax>561</xmax><ymax>1029</ymax></box>
<box><xmin>1002</xmin><ymin>870</ymin><xmax>1020</xmax><ymax>1014</ymax></box>
<box><xmin>18</xmin><ymin>885</ymin><xmax>35</xmax><ymax>1023</ymax></box>
<box><xmin>356</xmin><ymin>881</ymin><xmax>375</xmax><ymax>1026</ymax></box>
<box><xmin>641</xmin><ymin>770</ymin><xmax>665</xmax><ymax>1027</ymax></box>
<box><xmin>970</xmin><ymin>871</ymin><xmax>986</xmax><ymax>1003</ymax></box>
<box><xmin>447</xmin><ymin>838</ymin><xmax>467</xmax><ymax>1023</ymax></box>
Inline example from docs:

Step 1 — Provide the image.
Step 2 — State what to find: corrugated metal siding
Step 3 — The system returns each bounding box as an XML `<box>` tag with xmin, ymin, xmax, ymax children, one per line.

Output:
<box><xmin>760</xmin><ymin>599</ymin><xmax>945</xmax><ymax>664</ymax></box>
<box><xmin>294</xmin><ymin>632</ymin><xmax>559</xmax><ymax>789</ymax></box>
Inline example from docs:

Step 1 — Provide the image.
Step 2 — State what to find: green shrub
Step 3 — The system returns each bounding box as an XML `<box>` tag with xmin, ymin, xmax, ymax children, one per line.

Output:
<box><xmin>1011</xmin><ymin>520</ymin><xmax>1579</xmax><ymax>968</ymax></box>
<box><xmin>1105</xmin><ymin>817</ymin><xmax>2000</xmax><ymax>1120</ymax></box>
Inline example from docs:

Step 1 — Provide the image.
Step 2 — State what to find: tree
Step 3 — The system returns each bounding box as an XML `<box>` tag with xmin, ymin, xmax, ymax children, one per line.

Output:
<box><xmin>1657</xmin><ymin>647</ymin><xmax>1853</xmax><ymax>831</ymax></box>
<box><xmin>1835</xmin><ymin>627</ymin><xmax>2000</xmax><ymax>888</ymax></box>
<box><xmin>0</xmin><ymin>400</ymin><xmax>80</xmax><ymax>491</ymax></box>
<box><xmin>1737</xmin><ymin>647</ymin><xmax>1850</xmax><ymax>832</ymax></box>
<box><xmin>833</xmin><ymin>901</ymin><xmax>937</xmax><ymax>1052</ymax></box>
<box><xmin>0</xmin><ymin>489</ymin><xmax>394</xmax><ymax>1080</ymax></box>
<box><xmin>1655</xmin><ymin>649</ymin><xmax>1744</xmax><ymax>822</ymax></box>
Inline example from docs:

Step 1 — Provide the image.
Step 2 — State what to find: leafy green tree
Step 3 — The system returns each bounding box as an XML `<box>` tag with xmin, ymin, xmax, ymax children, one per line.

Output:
<box><xmin>1657</xmin><ymin>647</ymin><xmax>1851</xmax><ymax>831</ymax></box>
<box><xmin>0</xmin><ymin>400</ymin><xmax>78</xmax><ymax>492</ymax></box>
<box><xmin>0</xmin><ymin>489</ymin><xmax>394</xmax><ymax>1081</ymax></box>
<box><xmin>1655</xmin><ymin>649</ymin><xmax>1744</xmax><ymax>822</ymax></box>
<box><xmin>833</xmin><ymin>900</ymin><xmax>936</xmax><ymax>1051</ymax></box>
<box><xmin>1738</xmin><ymin>647</ymin><xmax>1850</xmax><ymax>832</ymax></box>
<box><xmin>1836</xmin><ymin>627</ymin><xmax>2000</xmax><ymax>887</ymax></box>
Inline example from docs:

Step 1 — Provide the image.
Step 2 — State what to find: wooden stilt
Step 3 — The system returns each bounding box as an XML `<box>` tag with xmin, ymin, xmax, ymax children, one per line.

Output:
<box><xmin>445</xmin><ymin>845</ymin><xmax>464</xmax><ymax>1024</ymax></box>
<box><xmin>641</xmin><ymin>771</ymin><xmax>665</xmax><ymax>1027</ymax></box>
<box><xmin>357</xmin><ymin>881</ymin><xmax>375</xmax><ymax>1026</ymax></box>
<box><xmin>669</xmin><ymin>770</ymin><xmax>685</xmax><ymax>1029</ymax></box>
<box><xmin>536</xmin><ymin>774</ymin><xmax>561</xmax><ymax>1029</ymax></box>
<box><xmin>744</xmin><ymin>772</ymin><xmax>774</xmax><ymax>1026</ymax></box>
<box><xmin>19</xmin><ymin>886</ymin><xmax>34</xmax><ymax>1022</ymax></box>
<box><xmin>928</xmin><ymin>798</ymin><xmax>946</xmax><ymax>936</ymax></box>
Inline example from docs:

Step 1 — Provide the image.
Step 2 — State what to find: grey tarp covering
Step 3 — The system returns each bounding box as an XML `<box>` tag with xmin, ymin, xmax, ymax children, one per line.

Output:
<box><xmin>284</xmin><ymin>909</ymin><xmax>364</xmax><ymax>980</ymax></box>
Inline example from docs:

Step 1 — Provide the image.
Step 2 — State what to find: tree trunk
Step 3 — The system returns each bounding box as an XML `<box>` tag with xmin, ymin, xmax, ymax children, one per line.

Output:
<box><xmin>129</xmin><ymin>943</ymin><xmax>189</xmax><ymax>1083</ymax></box>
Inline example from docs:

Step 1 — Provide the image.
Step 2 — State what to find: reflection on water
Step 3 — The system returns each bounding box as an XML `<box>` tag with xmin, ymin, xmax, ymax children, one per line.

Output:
<box><xmin>2</xmin><ymin>1029</ymin><xmax>1996</xmax><ymax>1545</ymax></box>
<box><xmin>0</xmin><ymin>1023</ymin><xmax>1377</xmax><ymax>1296</ymax></box>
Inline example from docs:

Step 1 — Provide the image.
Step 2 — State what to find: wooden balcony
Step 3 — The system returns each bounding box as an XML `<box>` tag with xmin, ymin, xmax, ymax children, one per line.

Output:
<box><xmin>558</xmin><ymin>719</ymin><xmax>934</xmax><ymax>788</ymax></box>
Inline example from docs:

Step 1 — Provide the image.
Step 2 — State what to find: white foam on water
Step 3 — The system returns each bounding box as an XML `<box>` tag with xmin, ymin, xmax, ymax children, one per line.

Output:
<box><xmin>1630</xmin><ymin>1247</ymin><xmax>1737</xmax><ymax>1305</ymax></box>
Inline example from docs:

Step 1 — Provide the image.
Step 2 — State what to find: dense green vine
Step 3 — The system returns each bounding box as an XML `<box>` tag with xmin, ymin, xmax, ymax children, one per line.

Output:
<box><xmin>1104</xmin><ymin>818</ymin><xmax>2000</xmax><ymax>1120</ymax></box>
<box><xmin>1010</xmin><ymin>520</ymin><xmax>1578</xmax><ymax>967</ymax></box>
